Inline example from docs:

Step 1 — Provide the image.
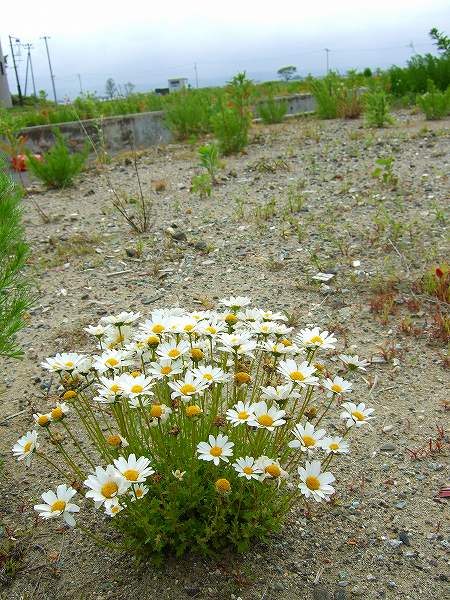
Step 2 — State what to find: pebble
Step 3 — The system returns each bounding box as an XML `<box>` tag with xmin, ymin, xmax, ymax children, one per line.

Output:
<box><xmin>380</xmin><ymin>443</ymin><xmax>395</xmax><ymax>451</ymax></box>
<box><xmin>382</xmin><ymin>425</ymin><xmax>394</xmax><ymax>433</ymax></box>
<box><xmin>395</xmin><ymin>501</ymin><xmax>406</xmax><ymax>509</ymax></box>
<box><xmin>399</xmin><ymin>531</ymin><xmax>411</xmax><ymax>546</ymax></box>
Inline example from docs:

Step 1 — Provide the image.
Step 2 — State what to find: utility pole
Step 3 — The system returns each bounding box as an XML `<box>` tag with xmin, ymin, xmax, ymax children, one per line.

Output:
<box><xmin>9</xmin><ymin>35</ymin><xmax>23</xmax><ymax>104</ymax></box>
<box><xmin>0</xmin><ymin>38</ymin><xmax>12</xmax><ymax>108</ymax></box>
<box><xmin>324</xmin><ymin>48</ymin><xmax>330</xmax><ymax>74</ymax></box>
<box><xmin>77</xmin><ymin>73</ymin><xmax>83</xmax><ymax>95</ymax></box>
<box><xmin>41</xmin><ymin>36</ymin><xmax>57</xmax><ymax>103</ymax></box>
<box><xmin>23</xmin><ymin>43</ymin><xmax>37</xmax><ymax>97</ymax></box>
<box><xmin>194</xmin><ymin>63</ymin><xmax>199</xmax><ymax>88</ymax></box>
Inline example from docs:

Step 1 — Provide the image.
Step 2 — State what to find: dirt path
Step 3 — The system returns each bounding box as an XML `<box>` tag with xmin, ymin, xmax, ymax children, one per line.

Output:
<box><xmin>1</xmin><ymin>112</ymin><xmax>449</xmax><ymax>600</ymax></box>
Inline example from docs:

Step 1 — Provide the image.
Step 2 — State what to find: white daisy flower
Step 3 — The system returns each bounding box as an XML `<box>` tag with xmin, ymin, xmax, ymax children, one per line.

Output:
<box><xmin>298</xmin><ymin>460</ymin><xmax>335</xmax><ymax>502</ymax></box>
<box><xmin>148</xmin><ymin>403</ymin><xmax>172</xmax><ymax>423</ymax></box>
<box><xmin>288</xmin><ymin>422</ymin><xmax>327</xmax><ymax>453</ymax></box>
<box><xmin>156</xmin><ymin>340</ymin><xmax>190</xmax><ymax>361</ymax></box>
<box><xmin>232</xmin><ymin>456</ymin><xmax>262</xmax><ymax>480</ymax></box>
<box><xmin>236</xmin><ymin>308</ymin><xmax>265</xmax><ymax>322</ymax></box>
<box><xmin>84</xmin><ymin>323</ymin><xmax>112</xmax><ymax>338</ymax></box>
<box><xmin>50</xmin><ymin>402</ymin><xmax>70</xmax><ymax>421</ymax></box>
<box><xmin>172</xmin><ymin>469</ymin><xmax>186</xmax><ymax>481</ymax></box>
<box><xmin>219</xmin><ymin>332</ymin><xmax>257</xmax><ymax>358</ymax></box>
<box><xmin>96</xmin><ymin>375</ymin><xmax>125</xmax><ymax>399</ymax></box>
<box><xmin>261</xmin><ymin>340</ymin><xmax>298</xmax><ymax>355</ymax></box>
<box><xmin>92</xmin><ymin>349</ymin><xmax>132</xmax><ymax>373</ymax></box>
<box><xmin>197</xmin><ymin>434</ymin><xmax>234</xmax><ymax>466</ymax></box>
<box><xmin>84</xmin><ymin>465</ymin><xmax>130</xmax><ymax>507</ymax></box>
<box><xmin>197</xmin><ymin>320</ymin><xmax>226</xmax><ymax>338</ymax></box>
<box><xmin>130</xmin><ymin>483</ymin><xmax>149</xmax><ymax>501</ymax></box>
<box><xmin>106</xmin><ymin>433</ymin><xmax>129</xmax><ymax>448</ymax></box>
<box><xmin>104</xmin><ymin>497</ymin><xmax>124</xmax><ymax>516</ymax></box>
<box><xmin>249</xmin><ymin>321</ymin><xmax>278</xmax><ymax>336</ymax></box>
<box><xmin>33</xmin><ymin>412</ymin><xmax>52</xmax><ymax>427</ymax></box>
<box><xmin>323</xmin><ymin>376</ymin><xmax>352</xmax><ymax>396</ymax></box>
<box><xmin>148</xmin><ymin>359</ymin><xmax>183</xmax><ymax>379</ymax></box>
<box><xmin>339</xmin><ymin>354</ymin><xmax>369</xmax><ymax>371</ymax></box>
<box><xmin>168</xmin><ymin>371</ymin><xmax>209</xmax><ymax>401</ymax></box>
<box><xmin>41</xmin><ymin>352</ymin><xmax>87</xmax><ymax>373</ymax></box>
<box><xmin>34</xmin><ymin>484</ymin><xmax>80</xmax><ymax>527</ymax></box>
<box><xmin>259</xmin><ymin>309</ymin><xmax>288</xmax><ymax>322</ymax></box>
<box><xmin>295</xmin><ymin>327</ymin><xmax>337</xmax><ymax>350</ymax></box>
<box><xmin>103</xmin><ymin>324</ymin><xmax>133</xmax><ymax>349</ymax></box>
<box><xmin>248</xmin><ymin>401</ymin><xmax>286</xmax><ymax>431</ymax></box>
<box><xmin>139</xmin><ymin>315</ymin><xmax>170</xmax><ymax>336</ymax></box>
<box><xmin>101</xmin><ymin>311</ymin><xmax>141</xmax><ymax>326</ymax></box>
<box><xmin>277</xmin><ymin>359</ymin><xmax>318</xmax><ymax>386</ymax></box>
<box><xmin>220</xmin><ymin>296</ymin><xmax>251</xmax><ymax>309</ymax></box>
<box><xmin>340</xmin><ymin>402</ymin><xmax>375</xmax><ymax>428</ymax></box>
<box><xmin>320</xmin><ymin>436</ymin><xmax>350</xmax><ymax>454</ymax></box>
<box><xmin>272</xmin><ymin>323</ymin><xmax>293</xmax><ymax>336</ymax></box>
<box><xmin>12</xmin><ymin>431</ymin><xmax>39</xmax><ymax>466</ymax></box>
<box><xmin>191</xmin><ymin>365</ymin><xmax>229</xmax><ymax>384</ymax></box>
<box><xmin>255</xmin><ymin>456</ymin><xmax>288</xmax><ymax>481</ymax></box>
<box><xmin>226</xmin><ymin>401</ymin><xmax>256</xmax><ymax>426</ymax></box>
<box><xmin>117</xmin><ymin>373</ymin><xmax>154</xmax><ymax>399</ymax></box>
<box><xmin>260</xmin><ymin>384</ymin><xmax>299</xmax><ymax>402</ymax></box>
<box><xmin>188</xmin><ymin>310</ymin><xmax>211</xmax><ymax>322</ymax></box>
<box><xmin>128</xmin><ymin>395</ymin><xmax>153</xmax><ymax>409</ymax></box>
<box><xmin>113</xmin><ymin>454</ymin><xmax>154</xmax><ymax>483</ymax></box>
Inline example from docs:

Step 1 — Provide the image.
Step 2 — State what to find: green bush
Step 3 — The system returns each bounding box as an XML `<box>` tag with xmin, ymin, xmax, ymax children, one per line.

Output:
<box><xmin>212</xmin><ymin>72</ymin><xmax>253</xmax><ymax>155</ymax></box>
<box><xmin>257</xmin><ymin>96</ymin><xmax>288</xmax><ymax>124</ymax></box>
<box><xmin>26</xmin><ymin>129</ymin><xmax>88</xmax><ymax>188</ymax></box>
<box><xmin>197</xmin><ymin>143</ymin><xmax>221</xmax><ymax>183</ymax></box>
<box><xmin>310</xmin><ymin>75</ymin><xmax>338</xmax><ymax>119</ymax></box>
<box><xmin>165</xmin><ymin>90</ymin><xmax>217</xmax><ymax>139</ymax></box>
<box><xmin>0</xmin><ymin>164</ymin><xmax>31</xmax><ymax>358</ymax></box>
<box><xmin>364</xmin><ymin>89</ymin><xmax>393</xmax><ymax>127</ymax></box>
<box><xmin>417</xmin><ymin>81</ymin><xmax>450</xmax><ymax>120</ymax></box>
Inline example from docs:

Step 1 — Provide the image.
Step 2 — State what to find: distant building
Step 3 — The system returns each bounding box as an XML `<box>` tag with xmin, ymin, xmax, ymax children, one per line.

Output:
<box><xmin>0</xmin><ymin>38</ymin><xmax>12</xmax><ymax>108</ymax></box>
<box><xmin>168</xmin><ymin>77</ymin><xmax>188</xmax><ymax>92</ymax></box>
<box><xmin>155</xmin><ymin>87</ymin><xmax>170</xmax><ymax>96</ymax></box>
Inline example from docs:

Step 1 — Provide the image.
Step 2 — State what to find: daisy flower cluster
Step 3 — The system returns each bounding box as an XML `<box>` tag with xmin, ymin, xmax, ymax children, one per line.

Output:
<box><xmin>14</xmin><ymin>297</ymin><xmax>374</xmax><ymax>557</ymax></box>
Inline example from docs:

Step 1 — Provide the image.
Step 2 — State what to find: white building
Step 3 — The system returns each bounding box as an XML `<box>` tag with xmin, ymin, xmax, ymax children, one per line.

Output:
<box><xmin>0</xmin><ymin>37</ymin><xmax>12</xmax><ymax>108</ymax></box>
<box><xmin>168</xmin><ymin>77</ymin><xmax>188</xmax><ymax>92</ymax></box>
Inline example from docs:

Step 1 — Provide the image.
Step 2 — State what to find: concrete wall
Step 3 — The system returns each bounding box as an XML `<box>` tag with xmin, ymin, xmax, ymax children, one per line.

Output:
<box><xmin>18</xmin><ymin>93</ymin><xmax>316</xmax><ymax>153</ymax></box>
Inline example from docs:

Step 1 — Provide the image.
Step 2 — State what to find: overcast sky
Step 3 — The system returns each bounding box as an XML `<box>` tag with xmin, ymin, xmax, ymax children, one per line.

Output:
<box><xmin>2</xmin><ymin>0</ymin><xmax>449</xmax><ymax>100</ymax></box>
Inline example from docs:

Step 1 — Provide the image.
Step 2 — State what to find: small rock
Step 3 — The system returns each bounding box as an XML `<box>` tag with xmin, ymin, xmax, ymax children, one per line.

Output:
<box><xmin>395</xmin><ymin>501</ymin><xmax>406</xmax><ymax>510</ymax></box>
<box><xmin>382</xmin><ymin>425</ymin><xmax>394</xmax><ymax>433</ymax></box>
<box><xmin>399</xmin><ymin>531</ymin><xmax>411</xmax><ymax>546</ymax></box>
<box><xmin>380</xmin><ymin>443</ymin><xmax>395</xmax><ymax>452</ymax></box>
<box><xmin>125</xmin><ymin>248</ymin><xmax>137</xmax><ymax>257</ymax></box>
<box><xmin>389</xmin><ymin>539</ymin><xmax>403</xmax><ymax>548</ymax></box>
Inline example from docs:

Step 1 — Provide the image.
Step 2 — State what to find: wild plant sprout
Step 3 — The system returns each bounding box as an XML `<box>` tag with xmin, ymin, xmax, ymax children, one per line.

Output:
<box><xmin>15</xmin><ymin>297</ymin><xmax>374</xmax><ymax>560</ymax></box>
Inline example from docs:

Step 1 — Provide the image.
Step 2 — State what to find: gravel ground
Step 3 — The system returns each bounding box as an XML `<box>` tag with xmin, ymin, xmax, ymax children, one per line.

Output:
<box><xmin>0</xmin><ymin>111</ymin><xmax>449</xmax><ymax>600</ymax></box>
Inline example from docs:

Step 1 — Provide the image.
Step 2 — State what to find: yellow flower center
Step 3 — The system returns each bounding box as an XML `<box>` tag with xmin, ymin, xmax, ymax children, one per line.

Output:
<box><xmin>302</xmin><ymin>435</ymin><xmax>316</xmax><ymax>447</ymax></box>
<box><xmin>215</xmin><ymin>478</ymin><xmax>231</xmax><ymax>493</ymax></box>
<box><xmin>281</xmin><ymin>338</ymin><xmax>292</xmax><ymax>347</ymax></box>
<box><xmin>225</xmin><ymin>313</ymin><xmax>238</xmax><ymax>324</ymax></box>
<box><xmin>184</xmin><ymin>324</ymin><xmax>195</xmax><ymax>332</ymax></box>
<box><xmin>206</xmin><ymin>326</ymin><xmax>217</xmax><ymax>334</ymax></box>
<box><xmin>37</xmin><ymin>414</ymin><xmax>50</xmax><ymax>426</ymax></box>
<box><xmin>51</xmin><ymin>500</ymin><xmax>66</xmax><ymax>512</ymax></box>
<box><xmin>191</xmin><ymin>348</ymin><xmax>204</xmax><ymax>360</ymax></box>
<box><xmin>110</xmin><ymin>384</ymin><xmax>121</xmax><ymax>393</ymax></box>
<box><xmin>329</xmin><ymin>442</ymin><xmax>340</xmax><ymax>450</ymax></box>
<box><xmin>238</xmin><ymin>410</ymin><xmax>249</xmax><ymax>420</ymax></box>
<box><xmin>210</xmin><ymin>445</ymin><xmax>223</xmax><ymax>457</ymax></box>
<box><xmin>63</xmin><ymin>390</ymin><xmax>77</xmax><ymax>399</ymax></box>
<box><xmin>168</xmin><ymin>349</ymin><xmax>181</xmax><ymax>358</ymax></box>
<box><xmin>235</xmin><ymin>372</ymin><xmax>251</xmax><ymax>384</ymax></box>
<box><xmin>186</xmin><ymin>405</ymin><xmax>202</xmax><ymax>417</ymax></box>
<box><xmin>243</xmin><ymin>466</ymin><xmax>253</xmax><ymax>475</ymax></box>
<box><xmin>101</xmin><ymin>481</ymin><xmax>119</xmax><ymax>498</ymax></box>
<box><xmin>290</xmin><ymin>371</ymin><xmax>305</xmax><ymax>381</ymax></box>
<box><xmin>258</xmin><ymin>414</ymin><xmax>274</xmax><ymax>427</ymax></box>
<box><xmin>107</xmin><ymin>434</ymin><xmax>122</xmax><ymax>447</ymax></box>
<box><xmin>131</xmin><ymin>371</ymin><xmax>140</xmax><ymax>377</ymax></box>
<box><xmin>150</xmin><ymin>404</ymin><xmax>163</xmax><ymax>418</ymax></box>
<box><xmin>305</xmin><ymin>475</ymin><xmax>321</xmax><ymax>490</ymax></box>
<box><xmin>331</xmin><ymin>384</ymin><xmax>343</xmax><ymax>393</ymax></box>
<box><xmin>160</xmin><ymin>366</ymin><xmax>172</xmax><ymax>375</ymax></box>
<box><xmin>266</xmin><ymin>464</ymin><xmax>281</xmax><ymax>477</ymax></box>
<box><xmin>152</xmin><ymin>324</ymin><xmax>165</xmax><ymax>333</ymax></box>
<box><xmin>352</xmin><ymin>410</ymin><xmax>365</xmax><ymax>421</ymax></box>
<box><xmin>314</xmin><ymin>362</ymin><xmax>325</xmax><ymax>371</ymax></box>
<box><xmin>203</xmin><ymin>373</ymin><xmax>213</xmax><ymax>381</ymax></box>
<box><xmin>310</xmin><ymin>335</ymin><xmax>324</xmax><ymax>345</ymax></box>
<box><xmin>106</xmin><ymin>357</ymin><xmax>119</xmax><ymax>367</ymax></box>
<box><xmin>180</xmin><ymin>383</ymin><xmax>196</xmax><ymax>395</ymax></box>
<box><xmin>123</xmin><ymin>469</ymin><xmax>139</xmax><ymax>482</ymax></box>
<box><xmin>51</xmin><ymin>407</ymin><xmax>63</xmax><ymax>420</ymax></box>
<box><xmin>135</xmin><ymin>489</ymin><xmax>143</xmax><ymax>497</ymax></box>
<box><xmin>64</xmin><ymin>361</ymin><xmax>74</xmax><ymax>367</ymax></box>
<box><xmin>261</xmin><ymin>325</ymin><xmax>269</xmax><ymax>332</ymax></box>
<box><xmin>130</xmin><ymin>384</ymin><xmax>144</xmax><ymax>394</ymax></box>
<box><xmin>147</xmin><ymin>335</ymin><xmax>160</xmax><ymax>346</ymax></box>
<box><xmin>23</xmin><ymin>441</ymin><xmax>33</xmax><ymax>452</ymax></box>
<box><xmin>111</xmin><ymin>505</ymin><xmax>120</xmax><ymax>513</ymax></box>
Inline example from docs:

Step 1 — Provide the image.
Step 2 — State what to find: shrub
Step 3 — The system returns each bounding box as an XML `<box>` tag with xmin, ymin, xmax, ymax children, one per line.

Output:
<box><xmin>26</xmin><ymin>129</ymin><xmax>88</xmax><ymax>188</ymax></box>
<box><xmin>336</xmin><ymin>86</ymin><xmax>362</xmax><ymax>119</ymax></box>
<box><xmin>310</xmin><ymin>75</ymin><xmax>338</xmax><ymax>119</ymax></box>
<box><xmin>417</xmin><ymin>80</ymin><xmax>450</xmax><ymax>120</ymax></box>
<box><xmin>16</xmin><ymin>297</ymin><xmax>375</xmax><ymax>562</ymax></box>
<box><xmin>165</xmin><ymin>90</ymin><xmax>216</xmax><ymax>139</ymax></box>
<box><xmin>212</xmin><ymin>72</ymin><xmax>253</xmax><ymax>155</ymax></box>
<box><xmin>190</xmin><ymin>173</ymin><xmax>212</xmax><ymax>199</ymax></box>
<box><xmin>0</xmin><ymin>164</ymin><xmax>31</xmax><ymax>358</ymax></box>
<box><xmin>197</xmin><ymin>143</ymin><xmax>221</xmax><ymax>183</ymax></box>
<box><xmin>257</xmin><ymin>96</ymin><xmax>288</xmax><ymax>124</ymax></box>
<box><xmin>364</xmin><ymin>89</ymin><xmax>393</xmax><ymax>127</ymax></box>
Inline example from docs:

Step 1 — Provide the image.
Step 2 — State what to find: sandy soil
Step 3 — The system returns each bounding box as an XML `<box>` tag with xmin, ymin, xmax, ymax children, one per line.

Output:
<box><xmin>0</xmin><ymin>111</ymin><xmax>449</xmax><ymax>600</ymax></box>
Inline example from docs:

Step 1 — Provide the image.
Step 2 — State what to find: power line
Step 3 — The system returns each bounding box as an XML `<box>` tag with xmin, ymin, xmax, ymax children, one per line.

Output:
<box><xmin>8</xmin><ymin>35</ymin><xmax>23</xmax><ymax>104</ymax></box>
